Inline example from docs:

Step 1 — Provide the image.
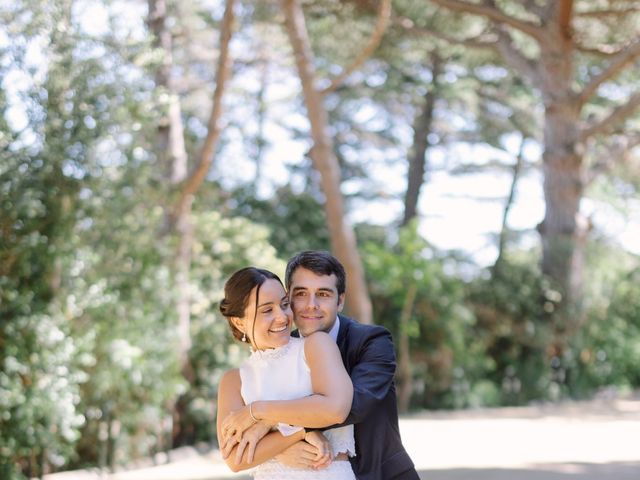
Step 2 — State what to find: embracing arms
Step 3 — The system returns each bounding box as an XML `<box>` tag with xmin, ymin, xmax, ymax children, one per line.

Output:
<box><xmin>254</xmin><ymin>332</ymin><xmax>353</xmax><ymax>425</ymax></box>
<box><xmin>221</xmin><ymin>332</ymin><xmax>353</xmax><ymax>436</ymax></box>
<box><xmin>216</xmin><ymin>369</ymin><xmax>307</xmax><ymax>472</ymax></box>
<box><xmin>341</xmin><ymin>325</ymin><xmax>397</xmax><ymax>425</ymax></box>
<box><xmin>217</xmin><ymin>332</ymin><xmax>353</xmax><ymax>471</ymax></box>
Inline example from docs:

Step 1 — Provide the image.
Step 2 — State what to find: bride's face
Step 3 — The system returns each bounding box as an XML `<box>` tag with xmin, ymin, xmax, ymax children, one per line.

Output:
<box><xmin>244</xmin><ymin>279</ymin><xmax>292</xmax><ymax>350</ymax></box>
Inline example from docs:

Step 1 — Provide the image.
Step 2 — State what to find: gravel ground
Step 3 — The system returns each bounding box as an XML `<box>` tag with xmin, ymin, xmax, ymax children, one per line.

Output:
<box><xmin>44</xmin><ymin>393</ymin><xmax>640</xmax><ymax>480</ymax></box>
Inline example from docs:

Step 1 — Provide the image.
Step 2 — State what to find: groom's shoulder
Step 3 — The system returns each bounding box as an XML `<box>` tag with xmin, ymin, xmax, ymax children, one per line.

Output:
<box><xmin>341</xmin><ymin>315</ymin><xmax>392</xmax><ymax>340</ymax></box>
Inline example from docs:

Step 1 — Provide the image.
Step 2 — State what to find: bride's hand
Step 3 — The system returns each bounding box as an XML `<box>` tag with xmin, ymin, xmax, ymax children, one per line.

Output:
<box><xmin>226</xmin><ymin>421</ymin><xmax>272</xmax><ymax>463</ymax></box>
<box><xmin>304</xmin><ymin>430</ymin><xmax>333</xmax><ymax>469</ymax></box>
<box><xmin>220</xmin><ymin>404</ymin><xmax>256</xmax><ymax>452</ymax></box>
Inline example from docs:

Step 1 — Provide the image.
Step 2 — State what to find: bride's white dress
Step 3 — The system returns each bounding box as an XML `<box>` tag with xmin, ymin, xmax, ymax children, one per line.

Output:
<box><xmin>239</xmin><ymin>336</ymin><xmax>356</xmax><ymax>479</ymax></box>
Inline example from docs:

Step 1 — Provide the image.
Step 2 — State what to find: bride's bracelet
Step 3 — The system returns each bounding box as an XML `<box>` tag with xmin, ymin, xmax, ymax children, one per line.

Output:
<box><xmin>248</xmin><ymin>402</ymin><xmax>259</xmax><ymax>423</ymax></box>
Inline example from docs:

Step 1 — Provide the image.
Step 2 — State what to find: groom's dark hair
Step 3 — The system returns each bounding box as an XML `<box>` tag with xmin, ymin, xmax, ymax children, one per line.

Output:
<box><xmin>285</xmin><ymin>250</ymin><xmax>346</xmax><ymax>296</ymax></box>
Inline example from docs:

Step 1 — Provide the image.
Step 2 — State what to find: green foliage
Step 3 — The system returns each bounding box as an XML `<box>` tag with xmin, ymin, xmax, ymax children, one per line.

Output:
<box><xmin>64</xmin><ymin>170</ymin><xmax>185</xmax><ymax>468</ymax></box>
<box><xmin>566</xmin><ymin>242</ymin><xmax>640</xmax><ymax>397</ymax></box>
<box><xmin>467</xmin><ymin>257</ymin><xmax>559</xmax><ymax>405</ymax></box>
<box><xmin>363</xmin><ymin>221</ymin><xmax>484</xmax><ymax>409</ymax></box>
<box><xmin>1</xmin><ymin>0</ymin><xmax>169</xmax><ymax>473</ymax></box>
<box><xmin>223</xmin><ymin>185</ymin><xmax>330</xmax><ymax>257</ymax></box>
<box><xmin>584</xmin><ymin>269</ymin><xmax>640</xmax><ymax>387</ymax></box>
<box><xmin>0</xmin><ymin>314</ymin><xmax>84</xmax><ymax>480</ymax></box>
<box><xmin>1</xmin><ymin>4</ymin><xmax>87</xmax><ymax>473</ymax></box>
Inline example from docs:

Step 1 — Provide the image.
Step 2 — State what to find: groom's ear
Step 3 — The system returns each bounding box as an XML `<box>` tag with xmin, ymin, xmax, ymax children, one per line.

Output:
<box><xmin>337</xmin><ymin>293</ymin><xmax>345</xmax><ymax>312</ymax></box>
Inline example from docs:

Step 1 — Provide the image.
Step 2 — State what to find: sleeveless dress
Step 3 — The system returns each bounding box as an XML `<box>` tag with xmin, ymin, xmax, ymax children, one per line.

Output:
<box><xmin>239</xmin><ymin>336</ymin><xmax>356</xmax><ymax>480</ymax></box>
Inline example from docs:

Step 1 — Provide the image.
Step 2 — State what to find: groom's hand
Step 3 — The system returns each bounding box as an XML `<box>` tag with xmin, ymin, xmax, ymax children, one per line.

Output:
<box><xmin>275</xmin><ymin>433</ymin><xmax>332</xmax><ymax>470</ymax></box>
<box><xmin>304</xmin><ymin>431</ymin><xmax>333</xmax><ymax>469</ymax></box>
<box><xmin>275</xmin><ymin>441</ymin><xmax>318</xmax><ymax>469</ymax></box>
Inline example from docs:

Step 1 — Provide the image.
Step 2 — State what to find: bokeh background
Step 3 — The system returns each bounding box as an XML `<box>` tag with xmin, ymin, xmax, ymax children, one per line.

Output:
<box><xmin>1</xmin><ymin>0</ymin><xmax>640</xmax><ymax>478</ymax></box>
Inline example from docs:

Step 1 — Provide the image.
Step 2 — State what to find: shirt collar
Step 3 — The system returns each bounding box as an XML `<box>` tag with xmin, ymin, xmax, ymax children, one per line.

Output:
<box><xmin>328</xmin><ymin>315</ymin><xmax>340</xmax><ymax>342</ymax></box>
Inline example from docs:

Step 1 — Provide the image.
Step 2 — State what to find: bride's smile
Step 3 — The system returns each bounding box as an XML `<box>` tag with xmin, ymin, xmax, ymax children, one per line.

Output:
<box><xmin>240</xmin><ymin>279</ymin><xmax>293</xmax><ymax>351</ymax></box>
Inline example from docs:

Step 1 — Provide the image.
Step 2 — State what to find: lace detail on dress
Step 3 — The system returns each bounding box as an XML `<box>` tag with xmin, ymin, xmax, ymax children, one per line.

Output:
<box><xmin>247</xmin><ymin>340</ymin><xmax>293</xmax><ymax>363</ymax></box>
<box><xmin>324</xmin><ymin>425</ymin><xmax>356</xmax><ymax>457</ymax></box>
<box><xmin>253</xmin><ymin>459</ymin><xmax>355</xmax><ymax>480</ymax></box>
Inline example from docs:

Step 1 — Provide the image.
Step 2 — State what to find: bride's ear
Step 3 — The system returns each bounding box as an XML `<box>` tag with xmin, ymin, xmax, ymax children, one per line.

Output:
<box><xmin>230</xmin><ymin>316</ymin><xmax>245</xmax><ymax>333</ymax></box>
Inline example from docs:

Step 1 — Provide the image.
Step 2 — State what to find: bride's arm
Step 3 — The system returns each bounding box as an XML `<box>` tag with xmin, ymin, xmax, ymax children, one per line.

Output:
<box><xmin>220</xmin><ymin>332</ymin><xmax>353</xmax><ymax>438</ymax></box>
<box><xmin>217</xmin><ymin>368</ymin><xmax>307</xmax><ymax>472</ymax></box>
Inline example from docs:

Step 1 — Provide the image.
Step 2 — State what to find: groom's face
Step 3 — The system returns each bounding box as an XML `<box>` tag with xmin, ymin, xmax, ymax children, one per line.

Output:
<box><xmin>289</xmin><ymin>267</ymin><xmax>345</xmax><ymax>336</ymax></box>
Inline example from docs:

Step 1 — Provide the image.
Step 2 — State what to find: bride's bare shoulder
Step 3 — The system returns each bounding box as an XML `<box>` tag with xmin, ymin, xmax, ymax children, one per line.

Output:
<box><xmin>219</xmin><ymin>368</ymin><xmax>241</xmax><ymax>390</ymax></box>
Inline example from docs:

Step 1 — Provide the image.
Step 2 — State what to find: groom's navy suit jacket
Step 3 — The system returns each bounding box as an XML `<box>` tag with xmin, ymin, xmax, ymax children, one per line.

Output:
<box><xmin>328</xmin><ymin>315</ymin><xmax>417</xmax><ymax>480</ymax></box>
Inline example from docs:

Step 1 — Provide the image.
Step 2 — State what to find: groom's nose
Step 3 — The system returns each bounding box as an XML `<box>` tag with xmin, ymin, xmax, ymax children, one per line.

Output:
<box><xmin>304</xmin><ymin>294</ymin><xmax>319</xmax><ymax>309</ymax></box>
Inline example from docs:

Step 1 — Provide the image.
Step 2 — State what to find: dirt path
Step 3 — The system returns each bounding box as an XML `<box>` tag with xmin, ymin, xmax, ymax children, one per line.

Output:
<box><xmin>45</xmin><ymin>394</ymin><xmax>640</xmax><ymax>480</ymax></box>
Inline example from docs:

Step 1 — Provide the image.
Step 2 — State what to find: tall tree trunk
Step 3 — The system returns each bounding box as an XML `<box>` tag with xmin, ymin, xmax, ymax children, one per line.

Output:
<box><xmin>282</xmin><ymin>0</ymin><xmax>373</xmax><ymax>324</ymax></box>
<box><xmin>147</xmin><ymin>0</ymin><xmax>191</xmax><ymax>371</ymax></box>
<box><xmin>147</xmin><ymin>0</ymin><xmax>194</xmax><ymax>447</ymax></box>
<box><xmin>402</xmin><ymin>53</ymin><xmax>442</xmax><ymax>226</ymax></box>
<box><xmin>397</xmin><ymin>53</ymin><xmax>443</xmax><ymax>409</ymax></box>
<box><xmin>147</xmin><ymin>0</ymin><xmax>188</xmax><ymax>186</ymax></box>
<box><xmin>254</xmin><ymin>53</ymin><xmax>269</xmax><ymax>189</ymax></box>
<box><xmin>493</xmin><ymin>136</ymin><xmax>525</xmax><ymax>272</ymax></box>
<box><xmin>148</xmin><ymin>0</ymin><xmax>235</xmax><ymax>443</ymax></box>
<box><xmin>397</xmin><ymin>283</ymin><xmax>417</xmax><ymax>413</ymax></box>
<box><xmin>537</xmin><ymin>7</ymin><xmax>588</xmax><ymax>333</ymax></box>
<box><xmin>539</xmin><ymin>105</ymin><xmax>587</xmax><ymax>313</ymax></box>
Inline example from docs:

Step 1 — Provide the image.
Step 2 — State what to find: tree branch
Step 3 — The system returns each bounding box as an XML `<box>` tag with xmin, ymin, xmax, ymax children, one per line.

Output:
<box><xmin>494</xmin><ymin>27</ymin><xmax>540</xmax><ymax>85</ymax></box>
<box><xmin>586</xmin><ymin>133</ymin><xmax>640</xmax><ymax>184</ymax></box>
<box><xmin>429</xmin><ymin>0</ymin><xmax>545</xmax><ymax>42</ymax></box>
<box><xmin>577</xmin><ymin>39</ymin><xmax>640</xmax><ymax>106</ymax></box>
<box><xmin>321</xmin><ymin>0</ymin><xmax>391</xmax><ymax>94</ymax></box>
<box><xmin>493</xmin><ymin>133</ymin><xmax>526</xmax><ymax>271</ymax></box>
<box><xmin>575</xmin><ymin>42</ymin><xmax>625</xmax><ymax>58</ymax></box>
<box><xmin>392</xmin><ymin>15</ymin><xmax>500</xmax><ymax>50</ymax></box>
<box><xmin>576</xmin><ymin>7</ymin><xmax>640</xmax><ymax>18</ymax></box>
<box><xmin>556</xmin><ymin>0</ymin><xmax>574</xmax><ymax>41</ymax></box>
<box><xmin>521</xmin><ymin>0</ymin><xmax>548</xmax><ymax>18</ymax></box>
<box><xmin>478</xmin><ymin>86</ymin><xmax>539</xmax><ymax>138</ymax></box>
<box><xmin>172</xmin><ymin>0</ymin><xmax>236</xmax><ymax>222</ymax></box>
<box><xmin>581</xmin><ymin>92</ymin><xmax>640</xmax><ymax>140</ymax></box>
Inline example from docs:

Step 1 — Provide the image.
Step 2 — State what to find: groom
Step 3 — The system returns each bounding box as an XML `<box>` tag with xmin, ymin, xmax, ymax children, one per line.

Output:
<box><xmin>279</xmin><ymin>250</ymin><xmax>419</xmax><ymax>480</ymax></box>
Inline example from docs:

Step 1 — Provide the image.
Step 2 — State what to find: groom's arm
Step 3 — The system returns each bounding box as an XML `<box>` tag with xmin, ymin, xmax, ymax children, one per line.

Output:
<box><xmin>325</xmin><ymin>325</ymin><xmax>397</xmax><ymax>428</ymax></box>
<box><xmin>345</xmin><ymin>326</ymin><xmax>397</xmax><ymax>424</ymax></box>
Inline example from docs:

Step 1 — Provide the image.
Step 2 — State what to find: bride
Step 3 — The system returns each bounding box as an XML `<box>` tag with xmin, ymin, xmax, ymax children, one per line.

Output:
<box><xmin>217</xmin><ymin>267</ymin><xmax>357</xmax><ymax>479</ymax></box>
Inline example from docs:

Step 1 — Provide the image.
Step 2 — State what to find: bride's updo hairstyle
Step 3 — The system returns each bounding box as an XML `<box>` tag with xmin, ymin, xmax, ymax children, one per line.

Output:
<box><xmin>219</xmin><ymin>267</ymin><xmax>283</xmax><ymax>343</ymax></box>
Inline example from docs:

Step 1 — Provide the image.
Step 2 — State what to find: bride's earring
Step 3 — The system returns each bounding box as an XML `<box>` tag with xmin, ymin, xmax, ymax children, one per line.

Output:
<box><xmin>241</xmin><ymin>331</ymin><xmax>247</xmax><ymax>342</ymax></box>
